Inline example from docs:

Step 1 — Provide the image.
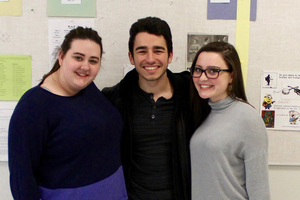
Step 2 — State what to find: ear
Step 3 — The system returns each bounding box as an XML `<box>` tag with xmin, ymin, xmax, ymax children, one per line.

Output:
<box><xmin>128</xmin><ymin>52</ymin><xmax>135</xmax><ymax>65</ymax></box>
<box><xmin>229</xmin><ymin>71</ymin><xmax>234</xmax><ymax>84</ymax></box>
<box><xmin>58</xmin><ymin>51</ymin><xmax>64</xmax><ymax>66</ymax></box>
<box><xmin>168</xmin><ymin>51</ymin><xmax>173</xmax><ymax>64</ymax></box>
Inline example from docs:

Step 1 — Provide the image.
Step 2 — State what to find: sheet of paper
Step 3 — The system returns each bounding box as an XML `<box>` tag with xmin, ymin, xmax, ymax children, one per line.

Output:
<box><xmin>0</xmin><ymin>55</ymin><xmax>31</xmax><ymax>161</ymax></box>
<box><xmin>61</xmin><ymin>0</ymin><xmax>81</xmax><ymax>4</ymax></box>
<box><xmin>0</xmin><ymin>101</ymin><xmax>17</xmax><ymax>161</ymax></box>
<box><xmin>210</xmin><ymin>0</ymin><xmax>230</xmax><ymax>3</ymax></box>
<box><xmin>0</xmin><ymin>55</ymin><xmax>32</xmax><ymax>101</ymax></box>
<box><xmin>47</xmin><ymin>0</ymin><xmax>96</xmax><ymax>17</ymax></box>
<box><xmin>0</xmin><ymin>0</ymin><xmax>22</xmax><ymax>16</ymax></box>
<box><xmin>207</xmin><ymin>0</ymin><xmax>257</xmax><ymax>21</ymax></box>
<box><xmin>48</xmin><ymin>19</ymin><xmax>95</xmax><ymax>69</ymax></box>
<box><xmin>260</xmin><ymin>71</ymin><xmax>300</xmax><ymax>130</ymax></box>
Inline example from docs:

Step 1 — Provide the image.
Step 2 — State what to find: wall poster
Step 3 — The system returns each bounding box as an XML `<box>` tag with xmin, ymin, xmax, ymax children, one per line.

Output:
<box><xmin>260</xmin><ymin>71</ymin><xmax>300</xmax><ymax>130</ymax></box>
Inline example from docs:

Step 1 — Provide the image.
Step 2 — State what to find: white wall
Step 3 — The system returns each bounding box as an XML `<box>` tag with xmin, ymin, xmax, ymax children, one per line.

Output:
<box><xmin>0</xmin><ymin>162</ymin><xmax>12</xmax><ymax>200</ymax></box>
<box><xmin>1</xmin><ymin>0</ymin><xmax>300</xmax><ymax>199</ymax></box>
<box><xmin>269</xmin><ymin>166</ymin><xmax>300</xmax><ymax>199</ymax></box>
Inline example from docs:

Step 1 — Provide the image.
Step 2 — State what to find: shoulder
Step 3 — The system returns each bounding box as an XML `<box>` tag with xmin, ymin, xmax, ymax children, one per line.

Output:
<box><xmin>17</xmin><ymin>86</ymin><xmax>47</xmax><ymax>106</ymax></box>
<box><xmin>102</xmin><ymin>82</ymin><xmax>121</xmax><ymax>96</ymax></box>
<box><xmin>168</xmin><ymin>70</ymin><xmax>191</xmax><ymax>82</ymax></box>
<box><xmin>168</xmin><ymin>70</ymin><xmax>192</xmax><ymax>91</ymax></box>
<box><xmin>233</xmin><ymin>100</ymin><xmax>261</xmax><ymax>119</ymax></box>
<box><xmin>11</xmin><ymin>86</ymin><xmax>48</xmax><ymax>124</ymax></box>
<box><xmin>227</xmin><ymin>101</ymin><xmax>268</xmax><ymax>159</ymax></box>
<box><xmin>84</xmin><ymin>82</ymin><xmax>103</xmax><ymax>97</ymax></box>
<box><xmin>102</xmin><ymin>81</ymin><xmax>125</xmax><ymax>112</ymax></box>
<box><xmin>103</xmin><ymin>69</ymin><xmax>139</xmax><ymax>100</ymax></box>
<box><xmin>232</xmin><ymin>100</ymin><xmax>267</xmax><ymax>137</ymax></box>
<box><xmin>102</xmin><ymin>82</ymin><xmax>122</xmax><ymax>106</ymax></box>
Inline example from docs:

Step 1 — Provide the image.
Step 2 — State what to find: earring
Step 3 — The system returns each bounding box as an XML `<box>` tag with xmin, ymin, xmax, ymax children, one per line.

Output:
<box><xmin>228</xmin><ymin>83</ymin><xmax>233</xmax><ymax>92</ymax></box>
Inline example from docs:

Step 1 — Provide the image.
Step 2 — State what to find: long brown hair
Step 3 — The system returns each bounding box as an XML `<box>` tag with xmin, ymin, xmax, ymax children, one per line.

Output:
<box><xmin>189</xmin><ymin>42</ymin><xmax>248</xmax><ymax>128</ymax></box>
<box><xmin>190</xmin><ymin>41</ymin><xmax>248</xmax><ymax>103</ymax></box>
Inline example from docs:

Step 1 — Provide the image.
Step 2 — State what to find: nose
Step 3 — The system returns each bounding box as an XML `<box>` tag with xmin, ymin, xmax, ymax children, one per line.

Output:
<box><xmin>145</xmin><ymin>51</ymin><xmax>155</xmax><ymax>64</ymax></box>
<box><xmin>80</xmin><ymin>60</ymin><xmax>89</xmax><ymax>70</ymax></box>
<box><xmin>198</xmin><ymin>71</ymin><xmax>209</xmax><ymax>81</ymax></box>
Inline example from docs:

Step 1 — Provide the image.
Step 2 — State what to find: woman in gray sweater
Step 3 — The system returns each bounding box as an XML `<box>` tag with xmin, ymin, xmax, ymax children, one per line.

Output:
<box><xmin>189</xmin><ymin>42</ymin><xmax>270</xmax><ymax>200</ymax></box>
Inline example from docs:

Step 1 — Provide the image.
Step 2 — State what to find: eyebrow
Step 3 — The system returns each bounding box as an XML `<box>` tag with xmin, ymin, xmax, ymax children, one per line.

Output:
<box><xmin>73</xmin><ymin>52</ymin><xmax>100</xmax><ymax>60</ymax></box>
<box><xmin>195</xmin><ymin>65</ymin><xmax>220</xmax><ymax>69</ymax></box>
<box><xmin>153</xmin><ymin>46</ymin><xmax>166</xmax><ymax>50</ymax></box>
<box><xmin>135</xmin><ymin>46</ymin><xmax>166</xmax><ymax>51</ymax></box>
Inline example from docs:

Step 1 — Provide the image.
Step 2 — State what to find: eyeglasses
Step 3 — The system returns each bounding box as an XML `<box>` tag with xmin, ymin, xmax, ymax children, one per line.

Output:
<box><xmin>189</xmin><ymin>67</ymin><xmax>232</xmax><ymax>79</ymax></box>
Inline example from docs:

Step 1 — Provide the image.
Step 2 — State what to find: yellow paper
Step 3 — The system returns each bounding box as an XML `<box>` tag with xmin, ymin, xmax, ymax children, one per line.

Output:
<box><xmin>236</xmin><ymin>0</ymin><xmax>251</xmax><ymax>88</ymax></box>
<box><xmin>0</xmin><ymin>0</ymin><xmax>22</xmax><ymax>16</ymax></box>
<box><xmin>0</xmin><ymin>55</ymin><xmax>32</xmax><ymax>100</ymax></box>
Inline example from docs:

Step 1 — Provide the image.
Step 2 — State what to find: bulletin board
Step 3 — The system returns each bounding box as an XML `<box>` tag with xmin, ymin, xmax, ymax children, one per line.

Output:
<box><xmin>1</xmin><ymin>0</ymin><xmax>300</xmax><ymax>167</ymax></box>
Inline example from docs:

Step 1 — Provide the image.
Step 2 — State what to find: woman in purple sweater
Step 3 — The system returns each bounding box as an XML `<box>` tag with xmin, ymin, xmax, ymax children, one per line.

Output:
<box><xmin>8</xmin><ymin>27</ymin><xmax>127</xmax><ymax>200</ymax></box>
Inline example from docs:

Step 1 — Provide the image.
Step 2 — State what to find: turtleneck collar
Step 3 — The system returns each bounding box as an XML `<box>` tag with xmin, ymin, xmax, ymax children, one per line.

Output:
<box><xmin>208</xmin><ymin>96</ymin><xmax>235</xmax><ymax>111</ymax></box>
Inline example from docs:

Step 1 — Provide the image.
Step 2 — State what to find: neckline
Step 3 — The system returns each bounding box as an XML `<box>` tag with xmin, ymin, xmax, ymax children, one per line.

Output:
<box><xmin>209</xmin><ymin>96</ymin><xmax>235</xmax><ymax>111</ymax></box>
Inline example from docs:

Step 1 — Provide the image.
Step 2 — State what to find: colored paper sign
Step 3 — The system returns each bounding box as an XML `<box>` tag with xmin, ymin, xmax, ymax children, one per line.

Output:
<box><xmin>235</xmin><ymin>0</ymin><xmax>251</xmax><ymax>87</ymax></box>
<box><xmin>210</xmin><ymin>0</ymin><xmax>230</xmax><ymax>3</ymax></box>
<box><xmin>47</xmin><ymin>0</ymin><xmax>96</xmax><ymax>17</ymax></box>
<box><xmin>0</xmin><ymin>55</ymin><xmax>32</xmax><ymax>101</ymax></box>
<box><xmin>0</xmin><ymin>0</ymin><xmax>22</xmax><ymax>16</ymax></box>
<box><xmin>207</xmin><ymin>0</ymin><xmax>257</xmax><ymax>21</ymax></box>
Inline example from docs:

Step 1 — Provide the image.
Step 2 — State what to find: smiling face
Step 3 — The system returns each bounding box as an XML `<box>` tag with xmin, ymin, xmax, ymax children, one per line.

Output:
<box><xmin>57</xmin><ymin>39</ymin><xmax>101</xmax><ymax>95</ymax></box>
<box><xmin>129</xmin><ymin>32</ymin><xmax>173</xmax><ymax>86</ymax></box>
<box><xmin>193</xmin><ymin>51</ymin><xmax>233</xmax><ymax>102</ymax></box>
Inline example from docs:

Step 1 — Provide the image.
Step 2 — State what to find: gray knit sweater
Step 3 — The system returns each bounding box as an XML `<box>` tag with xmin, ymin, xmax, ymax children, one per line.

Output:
<box><xmin>190</xmin><ymin>97</ymin><xmax>270</xmax><ymax>200</ymax></box>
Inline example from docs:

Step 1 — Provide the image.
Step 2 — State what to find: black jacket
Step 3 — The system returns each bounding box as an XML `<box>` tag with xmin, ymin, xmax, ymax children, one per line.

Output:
<box><xmin>102</xmin><ymin>69</ymin><xmax>210</xmax><ymax>200</ymax></box>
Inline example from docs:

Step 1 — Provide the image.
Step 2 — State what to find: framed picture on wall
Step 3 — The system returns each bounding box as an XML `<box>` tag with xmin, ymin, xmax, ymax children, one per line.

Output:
<box><xmin>187</xmin><ymin>34</ymin><xmax>228</xmax><ymax>63</ymax></box>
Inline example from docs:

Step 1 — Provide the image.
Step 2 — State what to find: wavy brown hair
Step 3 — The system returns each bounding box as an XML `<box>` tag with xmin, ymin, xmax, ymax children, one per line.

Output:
<box><xmin>189</xmin><ymin>41</ymin><xmax>248</xmax><ymax>103</ymax></box>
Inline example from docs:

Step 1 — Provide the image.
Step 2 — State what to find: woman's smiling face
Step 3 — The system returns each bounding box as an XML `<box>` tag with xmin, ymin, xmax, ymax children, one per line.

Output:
<box><xmin>57</xmin><ymin>39</ymin><xmax>101</xmax><ymax>95</ymax></box>
<box><xmin>192</xmin><ymin>51</ymin><xmax>233</xmax><ymax>102</ymax></box>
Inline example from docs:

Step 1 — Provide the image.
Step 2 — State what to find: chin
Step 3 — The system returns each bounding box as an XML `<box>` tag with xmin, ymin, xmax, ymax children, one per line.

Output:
<box><xmin>198</xmin><ymin>92</ymin><xmax>211</xmax><ymax>100</ymax></box>
<box><xmin>75</xmin><ymin>83</ymin><xmax>89</xmax><ymax>90</ymax></box>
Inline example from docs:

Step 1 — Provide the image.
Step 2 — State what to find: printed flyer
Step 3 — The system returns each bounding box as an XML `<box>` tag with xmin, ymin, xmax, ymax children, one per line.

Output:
<box><xmin>260</xmin><ymin>71</ymin><xmax>300</xmax><ymax>130</ymax></box>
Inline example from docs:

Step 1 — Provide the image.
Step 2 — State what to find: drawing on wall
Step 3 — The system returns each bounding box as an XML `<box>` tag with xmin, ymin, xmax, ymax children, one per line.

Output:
<box><xmin>262</xmin><ymin>72</ymin><xmax>277</xmax><ymax>88</ymax></box>
<box><xmin>262</xmin><ymin>110</ymin><xmax>275</xmax><ymax>128</ymax></box>
<box><xmin>289</xmin><ymin>110</ymin><xmax>299</xmax><ymax>125</ymax></box>
<box><xmin>260</xmin><ymin>71</ymin><xmax>300</xmax><ymax>130</ymax></box>
<box><xmin>262</xmin><ymin>94</ymin><xmax>275</xmax><ymax>110</ymax></box>
<box><xmin>187</xmin><ymin>34</ymin><xmax>228</xmax><ymax>63</ymax></box>
<box><xmin>282</xmin><ymin>86</ymin><xmax>300</xmax><ymax>96</ymax></box>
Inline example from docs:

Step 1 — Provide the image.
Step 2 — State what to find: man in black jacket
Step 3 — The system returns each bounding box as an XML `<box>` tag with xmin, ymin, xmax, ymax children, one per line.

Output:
<box><xmin>102</xmin><ymin>17</ymin><xmax>209</xmax><ymax>200</ymax></box>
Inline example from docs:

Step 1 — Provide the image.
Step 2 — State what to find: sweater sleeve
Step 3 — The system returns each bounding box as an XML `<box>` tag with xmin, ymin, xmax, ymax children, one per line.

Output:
<box><xmin>8</xmin><ymin>98</ymin><xmax>47</xmax><ymax>200</ymax></box>
<box><xmin>243</xmin><ymin>109</ymin><xmax>270</xmax><ymax>200</ymax></box>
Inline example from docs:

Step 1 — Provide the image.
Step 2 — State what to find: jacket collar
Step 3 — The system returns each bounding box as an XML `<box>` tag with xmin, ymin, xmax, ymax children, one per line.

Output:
<box><xmin>120</xmin><ymin>68</ymin><xmax>190</xmax><ymax>106</ymax></box>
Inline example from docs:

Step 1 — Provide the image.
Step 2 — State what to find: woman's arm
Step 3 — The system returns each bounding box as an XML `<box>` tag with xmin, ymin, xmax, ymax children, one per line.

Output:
<box><xmin>8</xmin><ymin>99</ymin><xmax>46</xmax><ymax>200</ymax></box>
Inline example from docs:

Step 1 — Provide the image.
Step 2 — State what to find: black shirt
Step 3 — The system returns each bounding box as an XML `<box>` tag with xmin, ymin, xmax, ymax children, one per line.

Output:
<box><xmin>128</xmin><ymin>85</ymin><xmax>175</xmax><ymax>200</ymax></box>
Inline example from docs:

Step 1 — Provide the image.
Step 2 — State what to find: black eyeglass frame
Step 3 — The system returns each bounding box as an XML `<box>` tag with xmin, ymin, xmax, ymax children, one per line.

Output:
<box><xmin>188</xmin><ymin>67</ymin><xmax>232</xmax><ymax>79</ymax></box>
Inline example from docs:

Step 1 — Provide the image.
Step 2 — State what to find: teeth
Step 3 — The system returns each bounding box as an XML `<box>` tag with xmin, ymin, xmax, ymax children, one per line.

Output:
<box><xmin>77</xmin><ymin>73</ymin><xmax>88</xmax><ymax>76</ymax></box>
<box><xmin>201</xmin><ymin>85</ymin><xmax>210</xmax><ymax>88</ymax></box>
<box><xmin>145</xmin><ymin>66</ymin><xmax>158</xmax><ymax>70</ymax></box>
